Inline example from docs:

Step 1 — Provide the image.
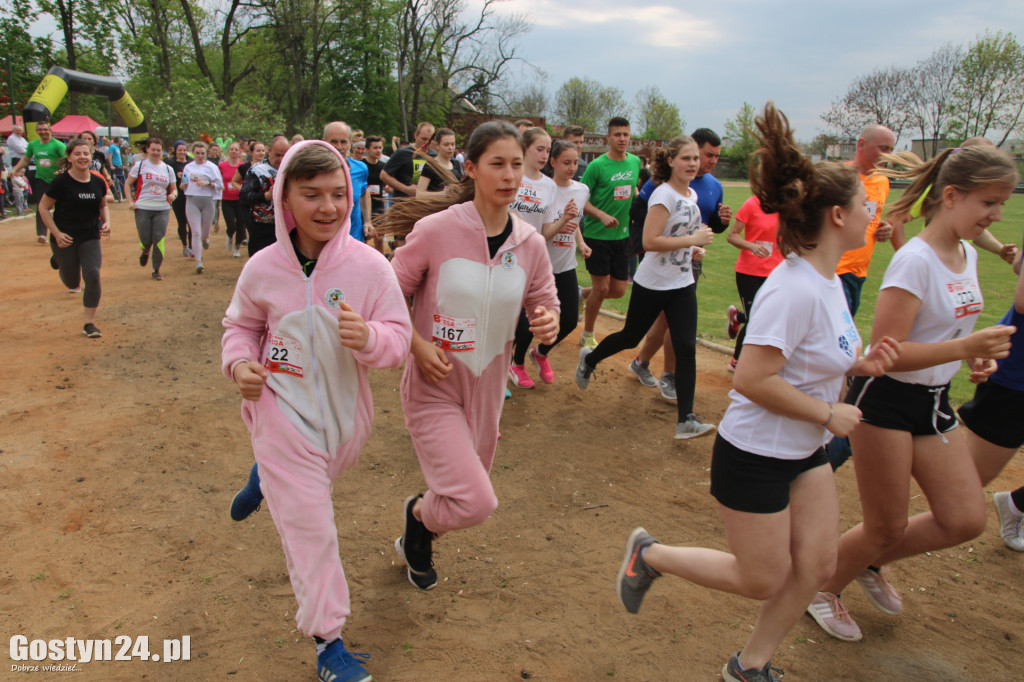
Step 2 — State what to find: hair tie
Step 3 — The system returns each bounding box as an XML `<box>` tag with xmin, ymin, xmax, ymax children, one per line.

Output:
<box><xmin>909</xmin><ymin>183</ymin><xmax>932</xmax><ymax>219</ymax></box>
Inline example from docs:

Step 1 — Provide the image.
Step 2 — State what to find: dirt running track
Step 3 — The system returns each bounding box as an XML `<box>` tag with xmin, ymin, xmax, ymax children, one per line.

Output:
<box><xmin>1</xmin><ymin>203</ymin><xmax>1022</xmax><ymax>681</ymax></box>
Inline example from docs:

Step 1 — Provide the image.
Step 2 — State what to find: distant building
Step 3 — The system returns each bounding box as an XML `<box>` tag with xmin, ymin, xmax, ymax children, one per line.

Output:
<box><xmin>825</xmin><ymin>139</ymin><xmax>856</xmax><ymax>161</ymax></box>
<box><xmin>911</xmin><ymin>138</ymin><xmax>953</xmax><ymax>160</ymax></box>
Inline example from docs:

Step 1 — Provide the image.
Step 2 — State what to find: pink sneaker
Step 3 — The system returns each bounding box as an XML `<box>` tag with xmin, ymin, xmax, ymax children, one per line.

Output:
<box><xmin>530</xmin><ymin>347</ymin><xmax>554</xmax><ymax>383</ymax></box>
<box><xmin>855</xmin><ymin>567</ymin><xmax>902</xmax><ymax>615</ymax></box>
<box><xmin>508</xmin><ymin>363</ymin><xmax>535</xmax><ymax>389</ymax></box>
<box><xmin>807</xmin><ymin>591</ymin><xmax>862</xmax><ymax>641</ymax></box>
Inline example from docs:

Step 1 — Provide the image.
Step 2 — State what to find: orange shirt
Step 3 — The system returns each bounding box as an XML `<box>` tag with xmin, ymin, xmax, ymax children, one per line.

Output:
<box><xmin>836</xmin><ymin>169</ymin><xmax>890</xmax><ymax>278</ymax></box>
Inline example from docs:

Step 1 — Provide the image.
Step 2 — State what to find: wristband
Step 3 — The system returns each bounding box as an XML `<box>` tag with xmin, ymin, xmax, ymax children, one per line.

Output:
<box><xmin>822</xmin><ymin>402</ymin><xmax>834</xmax><ymax>428</ymax></box>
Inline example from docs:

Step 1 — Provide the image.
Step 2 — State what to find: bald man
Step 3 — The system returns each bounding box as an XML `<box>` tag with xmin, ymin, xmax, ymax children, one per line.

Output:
<box><xmin>323</xmin><ymin>121</ymin><xmax>371</xmax><ymax>242</ymax></box>
<box><xmin>239</xmin><ymin>134</ymin><xmax>290</xmax><ymax>256</ymax></box>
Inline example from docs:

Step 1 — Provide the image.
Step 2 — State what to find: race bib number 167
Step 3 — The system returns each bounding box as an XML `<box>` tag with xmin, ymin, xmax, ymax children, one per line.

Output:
<box><xmin>432</xmin><ymin>314</ymin><xmax>476</xmax><ymax>352</ymax></box>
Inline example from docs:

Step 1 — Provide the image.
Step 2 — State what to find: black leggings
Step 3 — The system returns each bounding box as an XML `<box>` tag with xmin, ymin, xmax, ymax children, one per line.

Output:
<box><xmin>51</xmin><ymin>237</ymin><xmax>102</xmax><ymax>308</ymax></box>
<box><xmin>222</xmin><ymin>200</ymin><xmax>243</xmax><ymax>247</ymax></box>
<box><xmin>587</xmin><ymin>282</ymin><xmax>698</xmax><ymax>421</ymax></box>
<box><xmin>172</xmin><ymin>193</ymin><xmax>189</xmax><ymax>248</ymax></box>
<box><xmin>733</xmin><ymin>272</ymin><xmax>768</xmax><ymax>360</ymax></box>
<box><xmin>511</xmin><ymin>269</ymin><xmax>579</xmax><ymax>364</ymax></box>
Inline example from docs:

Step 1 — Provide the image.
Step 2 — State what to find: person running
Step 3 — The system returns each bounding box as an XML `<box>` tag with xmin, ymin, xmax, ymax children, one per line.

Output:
<box><xmin>508</xmin><ymin>127</ymin><xmax>558</xmax><ymax>388</ymax></box>
<box><xmin>417</xmin><ymin>128</ymin><xmax>463</xmax><ymax>193</ymax></box>
<box><xmin>38</xmin><ymin>138</ymin><xmax>111</xmax><ymax>337</ymax></box>
<box><xmin>364</xmin><ymin>135</ymin><xmax>387</xmax><ymax>253</ymax></box>
<box><xmin>10</xmin><ymin>121</ymin><xmax>66</xmax><ymax>243</ymax></box>
<box><xmin>378</xmin><ymin>121</ymin><xmax>559</xmax><ymax>591</ymax></box>
<box><xmin>240</xmin><ymin>135</ymin><xmax>290</xmax><ymax>256</ymax></box>
<box><xmin>208</xmin><ymin>143</ymin><xmax>223</xmax><ymax>234</ymax></box>
<box><xmin>78</xmin><ymin>130</ymin><xmax>115</xmax><ymax>196</ymax></box>
<box><xmin>575</xmin><ymin>134</ymin><xmax>716</xmax><ymax>439</ymax></box>
<box><xmin>107</xmin><ymin>136</ymin><xmax>126</xmax><ymax>201</ymax></box>
<box><xmin>615</xmin><ymin>104</ymin><xmax>900</xmax><ymax>682</ymax></box>
<box><xmin>578</xmin><ymin>117</ymin><xmax>641</xmax><ymax>349</ymax></box>
<box><xmin>222</xmin><ymin>140</ymin><xmax>411</xmax><ymax>682</ymax></box>
<box><xmin>181</xmin><ymin>141</ymin><xmax>224</xmax><ymax>274</ymax></box>
<box><xmin>167</xmin><ymin>141</ymin><xmax>192</xmax><ymax>257</ymax></box>
<box><xmin>811</xmin><ymin>144</ymin><xmax>1018</xmax><ymax>642</ymax></box>
<box><xmin>725</xmin><ymin>195</ymin><xmax>784</xmax><ymax>371</ymax></box>
<box><xmin>219</xmin><ymin>142</ymin><xmax>244</xmax><ymax>258</ymax></box>
<box><xmin>126</xmin><ymin>137</ymin><xmax>176</xmax><ymax>280</ymax></box>
<box><xmin>231</xmin><ymin>140</ymin><xmax>266</xmax><ymax>259</ymax></box>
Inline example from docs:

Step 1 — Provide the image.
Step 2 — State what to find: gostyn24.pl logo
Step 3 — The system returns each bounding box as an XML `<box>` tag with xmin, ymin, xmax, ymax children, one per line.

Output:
<box><xmin>10</xmin><ymin>635</ymin><xmax>190</xmax><ymax>669</ymax></box>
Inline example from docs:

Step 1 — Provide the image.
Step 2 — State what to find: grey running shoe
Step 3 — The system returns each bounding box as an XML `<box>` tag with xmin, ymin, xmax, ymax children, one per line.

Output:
<box><xmin>722</xmin><ymin>651</ymin><xmax>784</xmax><ymax>682</ymax></box>
<box><xmin>395</xmin><ymin>495</ymin><xmax>437</xmax><ymax>590</ymax></box>
<box><xmin>659</xmin><ymin>373</ymin><xmax>677</xmax><ymax>400</ymax></box>
<box><xmin>575</xmin><ymin>347</ymin><xmax>594</xmax><ymax>389</ymax></box>
<box><xmin>994</xmin><ymin>491</ymin><xmax>1024</xmax><ymax>551</ymax></box>
<box><xmin>628</xmin><ymin>358</ymin><xmax>658</xmax><ymax>387</ymax></box>
<box><xmin>616</xmin><ymin>527</ymin><xmax>661</xmax><ymax>614</ymax></box>
<box><xmin>675</xmin><ymin>414</ymin><xmax>716</xmax><ymax>440</ymax></box>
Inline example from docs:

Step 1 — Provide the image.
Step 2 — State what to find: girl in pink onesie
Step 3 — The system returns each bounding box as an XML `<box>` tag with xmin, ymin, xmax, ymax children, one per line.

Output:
<box><xmin>222</xmin><ymin>141</ymin><xmax>411</xmax><ymax>682</ymax></box>
<box><xmin>382</xmin><ymin>121</ymin><xmax>560</xmax><ymax>590</ymax></box>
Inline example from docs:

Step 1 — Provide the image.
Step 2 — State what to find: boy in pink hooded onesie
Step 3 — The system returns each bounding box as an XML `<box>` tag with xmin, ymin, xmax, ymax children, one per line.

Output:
<box><xmin>390</xmin><ymin>122</ymin><xmax>560</xmax><ymax>590</ymax></box>
<box><xmin>222</xmin><ymin>140</ymin><xmax>411</xmax><ymax>681</ymax></box>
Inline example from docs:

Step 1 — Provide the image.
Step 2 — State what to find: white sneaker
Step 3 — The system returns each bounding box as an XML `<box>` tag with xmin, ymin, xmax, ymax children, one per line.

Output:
<box><xmin>994</xmin><ymin>491</ymin><xmax>1024</xmax><ymax>551</ymax></box>
<box><xmin>233</xmin><ymin>249</ymin><xmax>241</xmax><ymax>258</ymax></box>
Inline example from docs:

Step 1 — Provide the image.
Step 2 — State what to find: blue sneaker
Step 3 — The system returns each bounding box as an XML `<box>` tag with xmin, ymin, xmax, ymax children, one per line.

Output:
<box><xmin>317</xmin><ymin>638</ymin><xmax>371</xmax><ymax>682</ymax></box>
<box><xmin>229</xmin><ymin>462</ymin><xmax>263</xmax><ymax>521</ymax></box>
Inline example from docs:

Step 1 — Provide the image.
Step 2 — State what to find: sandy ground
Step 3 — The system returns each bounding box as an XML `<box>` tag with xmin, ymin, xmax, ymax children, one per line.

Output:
<box><xmin>2</xmin><ymin>203</ymin><xmax>1022</xmax><ymax>681</ymax></box>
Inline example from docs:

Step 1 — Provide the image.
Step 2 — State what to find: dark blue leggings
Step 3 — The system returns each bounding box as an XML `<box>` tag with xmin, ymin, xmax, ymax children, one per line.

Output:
<box><xmin>512</xmin><ymin>268</ymin><xmax>579</xmax><ymax>364</ymax></box>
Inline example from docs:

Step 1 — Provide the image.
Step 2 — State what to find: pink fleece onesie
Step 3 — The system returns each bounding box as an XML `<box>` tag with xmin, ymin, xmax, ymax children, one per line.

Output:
<box><xmin>391</xmin><ymin>202</ymin><xmax>559</xmax><ymax>535</ymax></box>
<box><xmin>221</xmin><ymin>140</ymin><xmax>412</xmax><ymax>642</ymax></box>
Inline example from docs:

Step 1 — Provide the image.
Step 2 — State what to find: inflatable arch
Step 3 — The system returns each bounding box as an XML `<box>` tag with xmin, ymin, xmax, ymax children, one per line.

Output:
<box><xmin>24</xmin><ymin>66</ymin><xmax>147</xmax><ymax>145</ymax></box>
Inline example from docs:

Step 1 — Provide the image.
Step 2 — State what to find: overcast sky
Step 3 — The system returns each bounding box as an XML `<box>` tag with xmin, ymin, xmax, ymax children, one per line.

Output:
<box><xmin>490</xmin><ymin>0</ymin><xmax>1024</xmax><ymax>144</ymax></box>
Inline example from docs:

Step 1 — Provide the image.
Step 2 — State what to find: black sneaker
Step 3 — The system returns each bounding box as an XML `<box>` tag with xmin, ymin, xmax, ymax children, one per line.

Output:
<box><xmin>395</xmin><ymin>494</ymin><xmax>437</xmax><ymax>590</ymax></box>
<box><xmin>140</xmin><ymin>250</ymin><xmax>150</xmax><ymax>267</ymax></box>
<box><xmin>83</xmin><ymin>323</ymin><xmax>102</xmax><ymax>338</ymax></box>
<box><xmin>722</xmin><ymin>651</ymin><xmax>784</xmax><ymax>682</ymax></box>
<box><xmin>616</xmin><ymin>527</ymin><xmax>661</xmax><ymax>614</ymax></box>
<box><xmin>50</xmin><ymin>255</ymin><xmax>59</xmax><ymax>270</ymax></box>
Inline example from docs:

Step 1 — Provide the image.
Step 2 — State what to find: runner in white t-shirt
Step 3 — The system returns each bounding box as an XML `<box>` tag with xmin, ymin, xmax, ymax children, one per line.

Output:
<box><xmin>181</xmin><ymin>141</ymin><xmax>224</xmax><ymax>273</ymax></box>
<box><xmin>126</xmin><ymin>137</ymin><xmax>177</xmax><ymax>280</ymax></box>
<box><xmin>575</xmin><ymin>134</ymin><xmax>717</xmax><ymax>439</ymax></box>
<box><xmin>814</xmin><ymin>144</ymin><xmax>1018</xmax><ymax>643</ymax></box>
<box><xmin>612</xmin><ymin>104</ymin><xmax>900</xmax><ymax>682</ymax></box>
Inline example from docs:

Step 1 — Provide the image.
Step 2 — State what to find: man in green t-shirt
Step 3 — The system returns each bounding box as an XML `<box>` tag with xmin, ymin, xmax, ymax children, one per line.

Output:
<box><xmin>12</xmin><ymin>122</ymin><xmax>67</xmax><ymax>241</ymax></box>
<box><xmin>579</xmin><ymin>116</ymin><xmax>642</xmax><ymax>347</ymax></box>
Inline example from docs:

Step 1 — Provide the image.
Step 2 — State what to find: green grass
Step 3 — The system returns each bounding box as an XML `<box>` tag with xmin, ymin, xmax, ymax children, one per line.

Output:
<box><xmin>578</xmin><ymin>186</ymin><xmax>1024</xmax><ymax>404</ymax></box>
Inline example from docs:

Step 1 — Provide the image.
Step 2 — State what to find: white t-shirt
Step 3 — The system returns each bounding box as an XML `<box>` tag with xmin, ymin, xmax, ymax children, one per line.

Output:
<box><xmin>510</xmin><ymin>173</ymin><xmax>556</xmax><ymax>231</ymax></box>
<box><xmin>719</xmin><ymin>256</ymin><xmax>862</xmax><ymax>459</ymax></box>
<box><xmin>883</xmin><ymin>238</ymin><xmax>983</xmax><ymax>386</ymax></box>
<box><xmin>633</xmin><ymin>183</ymin><xmax>701</xmax><ymax>291</ymax></box>
<box><xmin>541</xmin><ymin>180</ymin><xmax>590</xmax><ymax>274</ymax></box>
<box><xmin>129</xmin><ymin>159</ymin><xmax>174</xmax><ymax>211</ymax></box>
<box><xmin>182</xmin><ymin>160</ymin><xmax>223</xmax><ymax>197</ymax></box>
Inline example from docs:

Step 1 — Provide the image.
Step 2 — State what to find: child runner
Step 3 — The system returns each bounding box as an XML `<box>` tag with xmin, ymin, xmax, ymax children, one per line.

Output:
<box><xmin>379</xmin><ymin>121</ymin><xmax>559</xmax><ymax>590</ymax></box>
<box><xmin>508</xmin><ymin>127</ymin><xmax>558</xmax><ymax>388</ymax></box>
<box><xmin>725</xmin><ymin>195</ymin><xmax>784</xmax><ymax>371</ymax></box>
<box><xmin>38</xmin><ymin>138</ymin><xmax>111</xmax><ymax>337</ymax></box>
<box><xmin>182</xmin><ymin>141</ymin><xmax>223</xmax><ymax>273</ymax></box>
<box><xmin>614</xmin><ymin>104</ymin><xmax>900</xmax><ymax>681</ymax></box>
<box><xmin>811</xmin><ymin>144</ymin><xmax>1018</xmax><ymax>642</ymax></box>
<box><xmin>575</xmin><ymin>134</ymin><xmax>716</xmax><ymax>439</ymax></box>
<box><xmin>126</xmin><ymin>137</ymin><xmax>177</xmax><ymax>280</ymax></box>
<box><xmin>222</xmin><ymin>140</ymin><xmax>411</xmax><ymax>681</ymax></box>
<box><xmin>220</xmin><ymin>142</ymin><xmax>244</xmax><ymax>257</ymax></box>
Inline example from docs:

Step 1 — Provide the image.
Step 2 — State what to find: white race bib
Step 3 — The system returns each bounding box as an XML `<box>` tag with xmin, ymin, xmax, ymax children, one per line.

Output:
<box><xmin>946</xmin><ymin>278</ymin><xmax>982</xmax><ymax>319</ymax></box>
<box><xmin>613</xmin><ymin>184</ymin><xmax>632</xmax><ymax>201</ymax></box>
<box><xmin>432</xmin><ymin>314</ymin><xmax>477</xmax><ymax>352</ymax></box>
<box><xmin>265</xmin><ymin>333</ymin><xmax>304</xmax><ymax>377</ymax></box>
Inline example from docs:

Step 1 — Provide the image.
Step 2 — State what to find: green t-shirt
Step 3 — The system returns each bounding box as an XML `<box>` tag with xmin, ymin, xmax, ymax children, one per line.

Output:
<box><xmin>580</xmin><ymin>152</ymin><xmax>641</xmax><ymax>241</ymax></box>
<box><xmin>26</xmin><ymin>138</ymin><xmax>67</xmax><ymax>183</ymax></box>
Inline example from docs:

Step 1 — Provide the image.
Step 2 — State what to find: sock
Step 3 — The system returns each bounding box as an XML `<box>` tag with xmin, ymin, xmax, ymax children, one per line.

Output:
<box><xmin>1009</xmin><ymin>489</ymin><xmax>1024</xmax><ymax>516</ymax></box>
<box><xmin>314</xmin><ymin>636</ymin><xmax>335</xmax><ymax>656</ymax></box>
<box><xmin>662</xmin><ymin>372</ymin><xmax>674</xmax><ymax>380</ymax></box>
<box><xmin>635</xmin><ymin>358</ymin><xmax>649</xmax><ymax>368</ymax></box>
<box><xmin>867</xmin><ymin>565</ymin><xmax>881</xmax><ymax>573</ymax></box>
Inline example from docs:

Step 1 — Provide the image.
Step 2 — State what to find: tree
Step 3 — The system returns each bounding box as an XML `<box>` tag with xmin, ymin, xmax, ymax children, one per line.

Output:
<box><xmin>805</xmin><ymin>133</ymin><xmax>839</xmax><ymax>159</ymax></box>
<box><xmin>503</xmin><ymin>81</ymin><xmax>548</xmax><ymax>119</ymax></box>
<box><xmin>633</xmin><ymin>85</ymin><xmax>683</xmax><ymax>139</ymax></box>
<box><xmin>949</xmin><ymin>31</ymin><xmax>1024</xmax><ymax>147</ymax></box>
<box><xmin>0</xmin><ymin>6</ymin><xmax>50</xmax><ymax>117</ymax></box>
<box><xmin>724</xmin><ymin>102</ymin><xmax>757</xmax><ymax>177</ymax></box>
<box><xmin>907</xmin><ymin>43</ymin><xmax>962</xmax><ymax>158</ymax></box>
<box><xmin>821</xmin><ymin>66</ymin><xmax>912</xmax><ymax>142</ymax></box>
<box><xmin>553</xmin><ymin>77</ymin><xmax>628</xmax><ymax>131</ymax></box>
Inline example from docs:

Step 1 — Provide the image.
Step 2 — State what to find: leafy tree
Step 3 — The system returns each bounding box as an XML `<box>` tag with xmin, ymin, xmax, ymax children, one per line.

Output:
<box><xmin>949</xmin><ymin>31</ymin><xmax>1024</xmax><ymax>146</ymax></box>
<box><xmin>553</xmin><ymin>76</ymin><xmax>628</xmax><ymax>131</ymax></box>
<box><xmin>724</xmin><ymin>101</ymin><xmax>757</xmax><ymax>177</ymax></box>
<box><xmin>0</xmin><ymin>7</ymin><xmax>50</xmax><ymax>117</ymax></box>
<box><xmin>907</xmin><ymin>43</ymin><xmax>962</xmax><ymax>158</ymax></box>
<box><xmin>633</xmin><ymin>85</ymin><xmax>683</xmax><ymax>139</ymax></box>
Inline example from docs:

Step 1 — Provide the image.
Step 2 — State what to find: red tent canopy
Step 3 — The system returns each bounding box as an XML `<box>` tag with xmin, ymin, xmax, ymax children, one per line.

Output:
<box><xmin>0</xmin><ymin>115</ymin><xmax>26</xmax><ymax>137</ymax></box>
<box><xmin>49</xmin><ymin>115</ymin><xmax>104</xmax><ymax>138</ymax></box>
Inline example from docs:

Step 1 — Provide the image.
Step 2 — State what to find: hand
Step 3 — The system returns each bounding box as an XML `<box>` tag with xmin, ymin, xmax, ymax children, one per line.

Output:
<box><xmin>264</xmin><ymin>188</ymin><xmax>273</xmax><ymax>200</ymax></box>
<box><xmin>233</xmin><ymin>361</ymin><xmax>269</xmax><ymax>401</ymax></box>
<box><xmin>963</xmin><ymin>325</ymin><xmax>1015</xmax><ymax>360</ymax></box>
<box><xmin>363</xmin><ymin>222</ymin><xmax>374</xmax><ymax>239</ymax></box>
<box><xmin>562</xmin><ymin>199</ymin><xmax>578</xmax><ymax>222</ymax></box>
<box><xmin>529</xmin><ymin>306</ymin><xmax>559</xmax><ymax>345</ymax></box>
<box><xmin>692</xmin><ymin>225</ymin><xmax>714</xmax><ymax>246</ymax></box>
<box><xmin>128</xmin><ymin>201</ymin><xmax>136</xmax><ymax>211</ymax></box>
<box><xmin>412</xmin><ymin>334</ymin><xmax>453</xmax><ymax>384</ymax></box>
<box><xmin>827</xmin><ymin>402</ymin><xmax>863</xmax><ymax>437</ymax></box>
<box><xmin>337</xmin><ymin>301</ymin><xmax>369</xmax><ymax>351</ymax></box>
<box><xmin>874</xmin><ymin>221</ymin><xmax>893</xmax><ymax>243</ymax></box>
<box><xmin>578</xmin><ymin>242</ymin><xmax>592</xmax><ymax>258</ymax></box>
<box><xmin>717</xmin><ymin>203</ymin><xmax>732</xmax><ymax>224</ymax></box>
<box><xmin>1000</xmin><ymin>243</ymin><xmax>1018</xmax><ymax>265</ymax></box>
<box><xmin>750</xmin><ymin>243</ymin><xmax>771</xmax><ymax>258</ymax></box>
<box><xmin>851</xmin><ymin>335</ymin><xmax>901</xmax><ymax>376</ymax></box>
<box><xmin>692</xmin><ymin>246</ymin><xmax>706</xmax><ymax>262</ymax></box>
<box><xmin>54</xmin><ymin>232</ymin><xmax>72</xmax><ymax>248</ymax></box>
<box><xmin>99</xmin><ymin>222</ymin><xmax>111</xmax><ymax>237</ymax></box>
<box><xmin>968</xmin><ymin>357</ymin><xmax>998</xmax><ymax>384</ymax></box>
<box><xmin>600</xmin><ymin>213</ymin><xmax>619</xmax><ymax>229</ymax></box>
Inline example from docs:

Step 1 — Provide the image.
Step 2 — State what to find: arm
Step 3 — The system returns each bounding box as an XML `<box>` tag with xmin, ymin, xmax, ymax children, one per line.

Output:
<box><xmin>541</xmin><ymin>199</ymin><xmax>578</xmax><ymax>240</ymax></box>
<box><xmin>11</xmin><ymin>154</ymin><xmax>30</xmax><ymax>176</ymax></box>
<box><xmin>575</xmin><ymin>227</ymin><xmax>591</xmax><ymax>258</ymax></box>
<box><xmin>381</xmin><ymin>169</ymin><xmax>416</xmax><ymax>197</ymax></box>
<box><xmin>888</xmin><ymin>214</ymin><xmax>908</xmax><ymax>251</ymax></box>
<box><xmin>725</xmin><ymin>218</ymin><xmax>770</xmax><ymax>257</ymax></box>
<box><xmin>38</xmin><ymin>194</ymin><xmax>69</xmax><ymax>245</ymax></box>
<box><xmin>583</xmin><ymin>201</ymin><xmax>617</xmax><ymax>228</ymax></box>
<box><xmin>416</xmin><ymin>173</ymin><xmax>431</xmax><ymax>195</ymax></box>
<box><xmin>238</xmin><ymin>171</ymin><xmax>265</xmax><ymax>205</ymax></box>
<box><xmin>125</xmin><ymin>172</ymin><xmax>138</xmax><ymax>210</ymax></box>
<box><xmin>230</xmin><ymin>169</ymin><xmax>244</xmax><ymax>191</ymax></box>
<box><xmin>346</xmin><ymin>260</ymin><xmax>413</xmax><ymax>367</ymax></box>
<box><xmin>973</xmin><ymin>228</ymin><xmax>1018</xmax><ymax>265</ymax></box>
<box><xmin>361</xmin><ymin>191</ymin><xmax>372</xmax><ymax>238</ymax></box>
<box><xmin>98</xmin><ymin>195</ymin><xmax>111</xmax><ymax>237</ymax></box>
<box><xmin>642</xmin><ymin>204</ymin><xmax>713</xmax><ymax>253</ymax></box>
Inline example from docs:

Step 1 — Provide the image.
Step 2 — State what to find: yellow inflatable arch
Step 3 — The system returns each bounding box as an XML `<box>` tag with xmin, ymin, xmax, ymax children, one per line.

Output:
<box><xmin>24</xmin><ymin>66</ymin><xmax>147</xmax><ymax>145</ymax></box>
